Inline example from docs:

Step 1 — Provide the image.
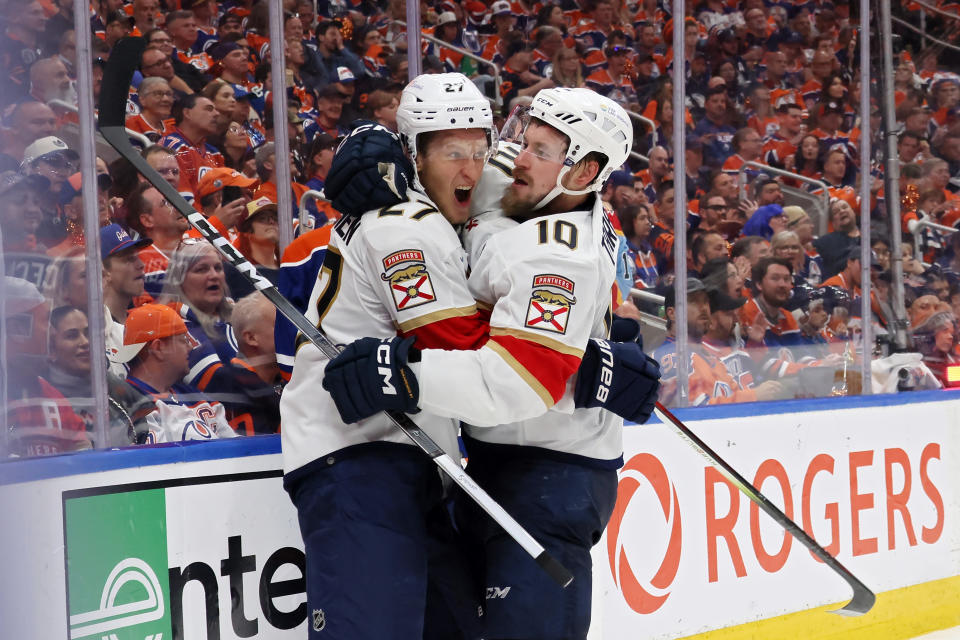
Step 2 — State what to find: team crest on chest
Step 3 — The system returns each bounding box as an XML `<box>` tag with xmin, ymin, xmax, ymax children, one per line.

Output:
<box><xmin>381</xmin><ymin>249</ymin><xmax>436</xmax><ymax>311</ymax></box>
<box><xmin>525</xmin><ymin>274</ymin><xmax>577</xmax><ymax>334</ymax></box>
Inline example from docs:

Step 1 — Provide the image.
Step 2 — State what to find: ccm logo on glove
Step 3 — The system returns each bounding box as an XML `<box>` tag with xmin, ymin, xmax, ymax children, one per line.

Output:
<box><xmin>377</xmin><ymin>342</ymin><xmax>396</xmax><ymax>395</ymax></box>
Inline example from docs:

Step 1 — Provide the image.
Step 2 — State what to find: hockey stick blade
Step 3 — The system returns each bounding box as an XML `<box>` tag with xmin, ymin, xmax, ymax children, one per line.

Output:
<box><xmin>653</xmin><ymin>403</ymin><xmax>875</xmax><ymax>615</ymax></box>
<box><xmin>98</xmin><ymin>37</ymin><xmax>574</xmax><ymax>589</ymax></box>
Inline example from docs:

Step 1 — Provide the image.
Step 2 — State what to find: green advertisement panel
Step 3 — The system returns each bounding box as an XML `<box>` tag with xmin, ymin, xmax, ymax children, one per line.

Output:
<box><xmin>65</xmin><ymin>489</ymin><xmax>173</xmax><ymax>640</ymax></box>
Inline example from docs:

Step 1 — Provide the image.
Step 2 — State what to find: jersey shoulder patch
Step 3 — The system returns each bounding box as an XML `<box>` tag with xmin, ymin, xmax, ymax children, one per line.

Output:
<box><xmin>524</xmin><ymin>274</ymin><xmax>577</xmax><ymax>334</ymax></box>
<box><xmin>381</xmin><ymin>249</ymin><xmax>436</xmax><ymax>311</ymax></box>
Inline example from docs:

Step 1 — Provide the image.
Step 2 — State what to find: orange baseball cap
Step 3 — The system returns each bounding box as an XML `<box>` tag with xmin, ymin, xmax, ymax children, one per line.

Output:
<box><xmin>108</xmin><ymin>304</ymin><xmax>194</xmax><ymax>363</ymax></box>
<box><xmin>196</xmin><ymin>167</ymin><xmax>258</xmax><ymax>200</ymax></box>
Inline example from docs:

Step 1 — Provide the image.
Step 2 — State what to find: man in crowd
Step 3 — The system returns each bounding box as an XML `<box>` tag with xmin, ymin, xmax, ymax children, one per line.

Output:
<box><xmin>109</xmin><ymin>303</ymin><xmax>237</xmax><ymax>443</ymax></box>
<box><xmin>127</xmin><ymin>183</ymin><xmax>188</xmax><ymax>298</ymax></box>
<box><xmin>100</xmin><ymin>223</ymin><xmax>152</xmax><ymax>372</ymax></box>
<box><xmin>159</xmin><ymin>93</ymin><xmax>224</xmax><ymax>193</ymax></box>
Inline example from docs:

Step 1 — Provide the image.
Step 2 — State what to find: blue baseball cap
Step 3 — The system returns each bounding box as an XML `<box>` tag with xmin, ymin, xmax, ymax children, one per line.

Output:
<box><xmin>100</xmin><ymin>223</ymin><xmax>152</xmax><ymax>260</ymax></box>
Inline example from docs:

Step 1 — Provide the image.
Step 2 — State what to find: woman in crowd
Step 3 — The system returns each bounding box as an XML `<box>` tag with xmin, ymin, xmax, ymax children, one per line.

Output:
<box><xmin>221</xmin><ymin>121</ymin><xmax>257</xmax><ymax>176</ymax></box>
<box><xmin>159</xmin><ymin>241</ymin><xmax>280</xmax><ymax>432</ymax></box>
<box><xmin>617</xmin><ymin>203</ymin><xmax>659</xmax><ymax>288</ymax></box>
<box><xmin>158</xmin><ymin>242</ymin><xmax>237</xmax><ymax>400</ymax></box>
<box><xmin>771</xmin><ymin>230</ymin><xmax>807</xmax><ymax>288</ymax></box>
<box><xmin>365</xmin><ymin>89</ymin><xmax>399</xmax><ymax>131</ymax></box>
<box><xmin>551</xmin><ymin>47</ymin><xmax>584</xmax><ymax>88</ymax></box>
<box><xmin>793</xmin><ymin>134</ymin><xmax>823</xmax><ymax>180</ymax></box>
<box><xmin>44</xmin><ymin>244</ymin><xmax>87</xmax><ymax>308</ymax></box>
<box><xmin>202</xmin><ymin>79</ymin><xmax>239</xmax><ymax>138</ymax></box>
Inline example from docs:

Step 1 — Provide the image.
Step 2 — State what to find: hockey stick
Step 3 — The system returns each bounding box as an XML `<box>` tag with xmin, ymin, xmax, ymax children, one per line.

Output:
<box><xmin>99</xmin><ymin>37</ymin><xmax>574</xmax><ymax>588</ymax></box>
<box><xmin>653</xmin><ymin>402</ymin><xmax>876</xmax><ymax>615</ymax></box>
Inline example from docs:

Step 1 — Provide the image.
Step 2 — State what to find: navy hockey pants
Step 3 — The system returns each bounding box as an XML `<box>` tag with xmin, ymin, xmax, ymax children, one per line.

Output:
<box><xmin>284</xmin><ymin>443</ymin><xmax>481</xmax><ymax>640</ymax></box>
<box><xmin>458</xmin><ymin>449</ymin><xmax>618</xmax><ymax>640</ymax></box>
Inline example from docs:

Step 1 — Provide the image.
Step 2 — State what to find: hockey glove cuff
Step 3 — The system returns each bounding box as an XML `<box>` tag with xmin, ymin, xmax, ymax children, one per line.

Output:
<box><xmin>324</xmin><ymin>121</ymin><xmax>413</xmax><ymax>217</ymax></box>
<box><xmin>610</xmin><ymin>316</ymin><xmax>642</xmax><ymax>345</ymax></box>
<box><xmin>322</xmin><ymin>336</ymin><xmax>421</xmax><ymax>424</ymax></box>
<box><xmin>574</xmin><ymin>338</ymin><xmax>661</xmax><ymax>424</ymax></box>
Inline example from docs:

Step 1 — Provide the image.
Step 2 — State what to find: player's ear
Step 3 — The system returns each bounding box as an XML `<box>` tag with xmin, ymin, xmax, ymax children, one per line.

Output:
<box><xmin>565</xmin><ymin>157</ymin><xmax>600</xmax><ymax>190</ymax></box>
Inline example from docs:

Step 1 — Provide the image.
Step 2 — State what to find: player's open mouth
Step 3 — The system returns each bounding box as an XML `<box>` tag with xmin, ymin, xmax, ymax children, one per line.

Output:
<box><xmin>454</xmin><ymin>186</ymin><xmax>472</xmax><ymax>204</ymax></box>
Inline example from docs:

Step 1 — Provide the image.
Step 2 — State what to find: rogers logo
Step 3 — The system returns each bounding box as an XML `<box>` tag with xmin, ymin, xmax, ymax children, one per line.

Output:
<box><xmin>607</xmin><ymin>453</ymin><xmax>682</xmax><ymax>614</ymax></box>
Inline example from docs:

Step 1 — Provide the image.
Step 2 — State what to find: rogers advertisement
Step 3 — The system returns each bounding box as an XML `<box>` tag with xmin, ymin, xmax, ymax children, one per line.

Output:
<box><xmin>591</xmin><ymin>400</ymin><xmax>959</xmax><ymax>639</ymax></box>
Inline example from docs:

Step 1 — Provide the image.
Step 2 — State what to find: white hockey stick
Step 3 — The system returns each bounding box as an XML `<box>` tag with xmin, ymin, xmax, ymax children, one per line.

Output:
<box><xmin>654</xmin><ymin>402</ymin><xmax>875</xmax><ymax>615</ymax></box>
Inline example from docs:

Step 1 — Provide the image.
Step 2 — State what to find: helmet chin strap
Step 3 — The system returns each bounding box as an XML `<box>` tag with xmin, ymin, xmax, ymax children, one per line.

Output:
<box><xmin>531</xmin><ymin>164</ymin><xmax>601</xmax><ymax>211</ymax></box>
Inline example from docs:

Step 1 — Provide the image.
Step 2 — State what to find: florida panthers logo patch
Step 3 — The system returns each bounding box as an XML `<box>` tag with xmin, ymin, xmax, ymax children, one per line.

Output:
<box><xmin>381</xmin><ymin>249</ymin><xmax>436</xmax><ymax>311</ymax></box>
<box><xmin>525</xmin><ymin>274</ymin><xmax>576</xmax><ymax>334</ymax></box>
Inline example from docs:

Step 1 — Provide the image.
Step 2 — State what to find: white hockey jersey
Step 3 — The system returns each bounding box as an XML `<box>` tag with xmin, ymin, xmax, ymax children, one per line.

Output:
<box><xmin>141</xmin><ymin>397</ymin><xmax>236</xmax><ymax>444</ymax></box>
<box><xmin>280</xmin><ymin>191</ymin><xmax>486</xmax><ymax>474</ymax></box>
<box><xmin>414</xmin><ymin>149</ymin><xmax>625</xmax><ymax>464</ymax></box>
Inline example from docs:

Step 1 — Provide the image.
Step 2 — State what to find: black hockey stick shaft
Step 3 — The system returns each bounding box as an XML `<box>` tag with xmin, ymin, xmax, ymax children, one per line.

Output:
<box><xmin>99</xmin><ymin>37</ymin><xmax>573</xmax><ymax>588</ymax></box>
<box><xmin>653</xmin><ymin>402</ymin><xmax>875</xmax><ymax>615</ymax></box>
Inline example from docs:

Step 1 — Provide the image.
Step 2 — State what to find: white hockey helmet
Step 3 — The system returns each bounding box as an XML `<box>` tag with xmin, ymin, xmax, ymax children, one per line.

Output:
<box><xmin>396</xmin><ymin>72</ymin><xmax>496</xmax><ymax>164</ymax></box>
<box><xmin>521</xmin><ymin>87</ymin><xmax>633</xmax><ymax>208</ymax></box>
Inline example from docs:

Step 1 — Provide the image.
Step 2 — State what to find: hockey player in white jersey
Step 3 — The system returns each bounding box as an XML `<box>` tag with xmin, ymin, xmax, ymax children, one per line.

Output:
<box><xmin>323</xmin><ymin>88</ymin><xmax>661</xmax><ymax>639</ymax></box>
<box><xmin>280</xmin><ymin>73</ymin><xmax>498</xmax><ymax>640</ymax></box>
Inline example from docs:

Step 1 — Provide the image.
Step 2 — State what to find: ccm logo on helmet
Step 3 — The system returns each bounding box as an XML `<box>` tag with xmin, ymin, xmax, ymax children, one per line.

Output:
<box><xmin>607</xmin><ymin>453</ymin><xmax>682</xmax><ymax>614</ymax></box>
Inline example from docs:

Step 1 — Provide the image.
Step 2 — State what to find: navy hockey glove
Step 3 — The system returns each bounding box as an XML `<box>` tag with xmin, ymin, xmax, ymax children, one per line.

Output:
<box><xmin>322</xmin><ymin>336</ymin><xmax>421</xmax><ymax>423</ymax></box>
<box><xmin>610</xmin><ymin>316</ymin><xmax>642</xmax><ymax>344</ymax></box>
<box><xmin>574</xmin><ymin>338</ymin><xmax>661</xmax><ymax>424</ymax></box>
<box><xmin>324</xmin><ymin>121</ymin><xmax>414</xmax><ymax>217</ymax></box>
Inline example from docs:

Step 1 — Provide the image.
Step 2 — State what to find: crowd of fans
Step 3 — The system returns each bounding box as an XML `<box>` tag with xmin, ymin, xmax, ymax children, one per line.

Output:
<box><xmin>1</xmin><ymin>0</ymin><xmax>959</xmax><ymax>458</ymax></box>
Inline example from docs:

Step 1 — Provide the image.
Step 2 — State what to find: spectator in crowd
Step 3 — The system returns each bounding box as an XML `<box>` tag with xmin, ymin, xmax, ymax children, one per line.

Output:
<box><xmin>44</xmin><ymin>246</ymin><xmax>88</xmax><ymax>311</ymax></box>
<box><xmin>127</xmin><ymin>77</ymin><xmax>175</xmax><ymax>142</ymax></box>
<box><xmin>231</xmin><ymin>196</ymin><xmax>280</xmax><ymax>294</ymax></box>
<box><xmin>1</xmin><ymin>171</ymin><xmax>51</xmax><ymax>288</ymax></box>
<box><xmin>635</xmin><ymin>145</ymin><xmax>670</xmax><ymax>203</ymax></box>
<box><xmin>21</xmin><ymin>135</ymin><xmax>77</xmax><ymax>203</ymax></box>
<box><xmin>771</xmin><ymin>230</ymin><xmax>806</xmax><ymax>285</ymax></box>
<box><xmin>159</xmin><ymin>93</ymin><xmax>224</xmax><ymax>193</ymax></box>
<box><xmin>740</xmin><ymin>256</ymin><xmax>800</xmax><ymax>350</ymax></box>
<box><xmin>654</xmin><ymin>278</ymin><xmax>778</xmax><ymax>405</ymax></box>
<box><xmin>550</xmin><ymin>46</ymin><xmax>584</xmax><ymax>89</ymax></box>
<box><xmin>252</xmin><ymin>141</ymin><xmax>310</xmax><ymax>218</ymax></box>
<box><xmin>690</xmin><ymin>232</ymin><xmax>728</xmax><ymax>278</ymax></box>
<box><xmin>193</xmin><ymin>167</ymin><xmax>256</xmax><ymax>231</ymax></box>
<box><xmin>911</xmin><ymin>310</ymin><xmax>959</xmax><ymax>386</ymax></box>
<box><xmin>0</xmin><ymin>101</ymin><xmax>57</xmax><ymax>169</ymax></box>
<box><xmin>140</xmin><ymin>43</ymin><xmax>194</xmax><ymax>97</ymax></box>
<box><xmin>227</xmin><ymin>292</ymin><xmax>282</xmax><ymax>434</ymax></box>
<box><xmin>27</xmin><ymin>56</ymin><xmax>74</xmax><ymax>107</ymax></box>
<box><xmin>694</xmin><ymin>86</ymin><xmax>736</xmax><ymax>168</ymax></box>
<box><xmin>221</xmin><ymin>120</ymin><xmax>258</xmax><ymax>175</ymax></box>
<box><xmin>127</xmin><ymin>182</ymin><xmax>188</xmax><ymax>298</ymax></box>
<box><xmin>814</xmin><ymin>198</ymin><xmax>861</xmax><ymax>278</ymax></box>
<box><xmin>109</xmin><ymin>302</ymin><xmax>237</xmax><ymax>443</ymax></box>
<box><xmin>143</xmin><ymin>145</ymin><xmax>182</xmax><ymax>190</ymax></box>
<box><xmin>309</xmin><ymin>19</ymin><xmax>364</xmax><ymax>86</ymax></box>
<box><xmin>617</xmin><ymin>203</ymin><xmax>658</xmax><ymax>288</ymax></box>
<box><xmin>365</xmin><ymin>89</ymin><xmax>399</xmax><ymax>131</ymax></box>
<box><xmin>157</xmin><ymin>242</ymin><xmax>237</xmax><ymax>391</ymax></box>
<box><xmin>201</xmin><ymin>78</ymin><xmax>240</xmax><ymax>137</ymax></box>
<box><xmin>821</xmin><ymin>246</ymin><xmax>863</xmax><ymax>296</ymax></box>
<box><xmin>0</xmin><ymin>2</ymin><xmax>47</xmax><ymax>103</ymax></box>
<box><xmin>722</xmin><ymin>127</ymin><xmax>763</xmax><ymax>176</ymax></box>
